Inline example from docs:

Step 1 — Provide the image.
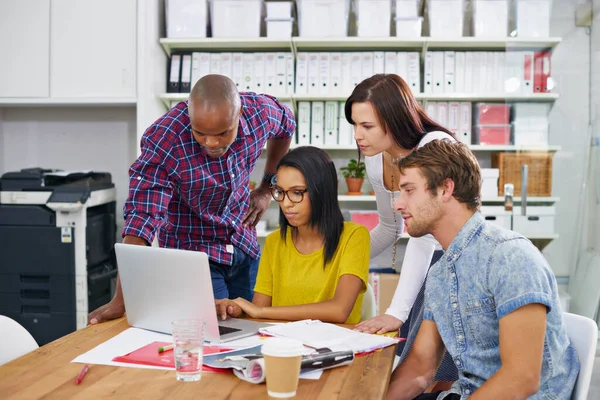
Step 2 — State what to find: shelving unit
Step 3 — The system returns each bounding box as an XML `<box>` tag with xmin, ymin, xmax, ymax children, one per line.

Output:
<box><xmin>159</xmin><ymin>37</ymin><xmax>562</xmax><ymax>57</ymax></box>
<box><xmin>333</xmin><ymin>195</ymin><xmax>559</xmax><ymax>203</ymax></box>
<box><xmin>157</xmin><ymin>35</ymin><xmax>562</xmax><ymax>248</ymax></box>
<box><xmin>158</xmin><ymin>93</ymin><xmax>293</xmax><ymax>108</ymax></box>
<box><xmin>288</xmin><ymin>144</ymin><xmax>561</xmax><ymax>152</ymax></box>
<box><xmin>159</xmin><ymin>38</ymin><xmax>292</xmax><ymax>56</ymax></box>
<box><xmin>416</xmin><ymin>93</ymin><xmax>559</xmax><ymax>102</ymax></box>
<box><xmin>481</xmin><ymin>196</ymin><xmax>559</xmax><ymax>203</ymax></box>
<box><xmin>160</xmin><ymin>92</ymin><xmax>559</xmax><ymax>110</ymax></box>
<box><xmin>425</xmin><ymin>37</ymin><xmax>562</xmax><ymax>50</ymax></box>
<box><xmin>0</xmin><ymin>98</ymin><xmax>137</xmax><ymax>107</ymax></box>
<box><xmin>468</xmin><ymin>145</ymin><xmax>561</xmax><ymax>152</ymax></box>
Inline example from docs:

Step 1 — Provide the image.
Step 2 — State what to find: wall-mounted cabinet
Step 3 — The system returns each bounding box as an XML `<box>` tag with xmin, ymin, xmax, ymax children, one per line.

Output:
<box><xmin>50</xmin><ymin>0</ymin><xmax>136</xmax><ymax>99</ymax></box>
<box><xmin>0</xmin><ymin>0</ymin><xmax>50</xmax><ymax>98</ymax></box>
<box><xmin>0</xmin><ymin>0</ymin><xmax>137</xmax><ymax>105</ymax></box>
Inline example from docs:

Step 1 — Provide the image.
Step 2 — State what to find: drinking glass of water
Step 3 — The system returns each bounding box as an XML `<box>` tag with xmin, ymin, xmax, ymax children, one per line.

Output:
<box><xmin>172</xmin><ymin>319</ymin><xmax>205</xmax><ymax>382</ymax></box>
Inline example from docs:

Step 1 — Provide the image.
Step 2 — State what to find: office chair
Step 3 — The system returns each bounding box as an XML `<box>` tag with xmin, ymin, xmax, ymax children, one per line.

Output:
<box><xmin>0</xmin><ymin>315</ymin><xmax>39</xmax><ymax>365</ymax></box>
<box><xmin>563</xmin><ymin>312</ymin><xmax>598</xmax><ymax>400</ymax></box>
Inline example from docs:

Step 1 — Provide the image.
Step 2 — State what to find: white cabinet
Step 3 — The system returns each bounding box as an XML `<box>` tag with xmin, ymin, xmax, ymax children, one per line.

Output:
<box><xmin>0</xmin><ymin>0</ymin><xmax>50</xmax><ymax>98</ymax></box>
<box><xmin>50</xmin><ymin>0</ymin><xmax>136</xmax><ymax>98</ymax></box>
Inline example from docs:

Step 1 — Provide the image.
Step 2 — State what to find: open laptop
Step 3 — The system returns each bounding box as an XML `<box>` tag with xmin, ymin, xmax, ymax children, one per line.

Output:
<box><xmin>114</xmin><ymin>243</ymin><xmax>270</xmax><ymax>343</ymax></box>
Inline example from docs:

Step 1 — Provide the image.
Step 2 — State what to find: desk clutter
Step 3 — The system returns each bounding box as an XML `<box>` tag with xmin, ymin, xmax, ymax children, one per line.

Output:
<box><xmin>166</xmin><ymin>0</ymin><xmax>551</xmax><ymax>39</ymax></box>
<box><xmin>72</xmin><ymin>322</ymin><xmax>397</xmax><ymax>385</ymax></box>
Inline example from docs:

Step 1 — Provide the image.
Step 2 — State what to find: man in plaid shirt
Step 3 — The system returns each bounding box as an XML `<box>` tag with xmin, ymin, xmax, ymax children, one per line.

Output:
<box><xmin>89</xmin><ymin>75</ymin><xmax>295</xmax><ymax>324</ymax></box>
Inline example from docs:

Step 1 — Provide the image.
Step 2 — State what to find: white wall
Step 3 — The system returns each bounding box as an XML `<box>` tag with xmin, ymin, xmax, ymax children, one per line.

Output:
<box><xmin>0</xmin><ymin>107</ymin><xmax>137</xmax><ymax>235</ymax></box>
<box><xmin>591</xmin><ymin>0</ymin><xmax>600</xmax><ymax>251</ymax></box>
<box><xmin>537</xmin><ymin>0</ymin><xmax>592</xmax><ymax>278</ymax></box>
<box><xmin>137</xmin><ymin>0</ymin><xmax>167</xmax><ymax>146</ymax></box>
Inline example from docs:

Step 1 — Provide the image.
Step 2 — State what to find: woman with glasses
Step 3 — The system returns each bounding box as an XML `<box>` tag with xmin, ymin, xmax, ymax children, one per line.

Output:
<box><xmin>215</xmin><ymin>146</ymin><xmax>370</xmax><ymax>324</ymax></box>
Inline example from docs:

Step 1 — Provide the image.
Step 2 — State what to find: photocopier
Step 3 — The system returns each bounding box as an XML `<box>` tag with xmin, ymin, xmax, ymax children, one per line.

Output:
<box><xmin>0</xmin><ymin>168</ymin><xmax>117</xmax><ymax>345</ymax></box>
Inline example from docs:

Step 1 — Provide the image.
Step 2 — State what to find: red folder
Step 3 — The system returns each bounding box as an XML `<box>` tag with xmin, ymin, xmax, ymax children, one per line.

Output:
<box><xmin>533</xmin><ymin>51</ymin><xmax>544</xmax><ymax>93</ymax></box>
<box><xmin>540</xmin><ymin>52</ymin><xmax>552</xmax><ymax>92</ymax></box>
<box><xmin>523</xmin><ymin>52</ymin><xmax>534</xmax><ymax>93</ymax></box>
<box><xmin>533</xmin><ymin>51</ymin><xmax>552</xmax><ymax>93</ymax></box>
<box><xmin>112</xmin><ymin>341</ymin><xmax>234</xmax><ymax>373</ymax></box>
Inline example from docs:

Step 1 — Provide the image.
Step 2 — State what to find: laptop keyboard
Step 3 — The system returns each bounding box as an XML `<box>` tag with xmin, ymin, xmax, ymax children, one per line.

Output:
<box><xmin>219</xmin><ymin>325</ymin><xmax>242</xmax><ymax>336</ymax></box>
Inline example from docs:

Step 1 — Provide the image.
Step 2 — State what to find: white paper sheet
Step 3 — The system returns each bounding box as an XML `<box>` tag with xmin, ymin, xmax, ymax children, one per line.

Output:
<box><xmin>71</xmin><ymin>327</ymin><xmax>323</xmax><ymax>379</ymax></box>
<box><xmin>258</xmin><ymin>320</ymin><xmax>398</xmax><ymax>353</ymax></box>
<box><xmin>71</xmin><ymin>327</ymin><xmax>173</xmax><ymax>370</ymax></box>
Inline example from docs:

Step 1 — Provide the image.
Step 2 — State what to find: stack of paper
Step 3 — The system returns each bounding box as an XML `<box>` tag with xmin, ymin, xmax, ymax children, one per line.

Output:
<box><xmin>258</xmin><ymin>320</ymin><xmax>398</xmax><ymax>353</ymax></box>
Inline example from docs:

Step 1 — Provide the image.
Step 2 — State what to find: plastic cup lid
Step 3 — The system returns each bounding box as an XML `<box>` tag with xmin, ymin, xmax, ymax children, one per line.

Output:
<box><xmin>261</xmin><ymin>338</ymin><xmax>305</xmax><ymax>357</ymax></box>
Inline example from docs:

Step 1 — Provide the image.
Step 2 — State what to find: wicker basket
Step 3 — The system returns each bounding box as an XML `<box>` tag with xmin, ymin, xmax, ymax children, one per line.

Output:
<box><xmin>491</xmin><ymin>152</ymin><xmax>553</xmax><ymax>197</ymax></box>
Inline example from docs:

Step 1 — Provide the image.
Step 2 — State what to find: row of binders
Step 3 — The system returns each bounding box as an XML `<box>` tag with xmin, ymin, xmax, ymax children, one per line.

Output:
<box><xmin>296</xmin><ymin>52</ymin><xmax>420</xmax><ymax>95</ymax></box>
<box><xmin>424</xmin><ymin>102</ymin><xmax>472</xmax><ymax>146</ymax></box>
<box><xmin>168</xmin><ymin>52</ymin><xmax>294</xmax><ymax>95</ymax></box>
<box><xmin>425</xmin><ymin>51</ymin><xmax>552</xmax><ymax>95</ymax></box>
<box><xmin>296</xmin><ymin>101</ymin><xmax>354</xmax><ymax>146</ymax></box>
<box><xmin>292</xmin><ymin>100</ymin><xmax>551</xmax><ymax>148</ymax></box>
<box><xmin>167</xmin><ymin>51</ymin><xmax>422</xmax><ymax>95</ymax></box>
<box><xmin>168</xmin><ymin>50</ymin><xmax>552</xmax><ymax>97</ymax></box>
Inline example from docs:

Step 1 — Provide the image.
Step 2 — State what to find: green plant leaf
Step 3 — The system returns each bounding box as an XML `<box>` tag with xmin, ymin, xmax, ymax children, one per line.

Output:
<box><xmin>340</xmin><ymin>159</ymin><xmax>366</xmax><ymax>178</ymax></box>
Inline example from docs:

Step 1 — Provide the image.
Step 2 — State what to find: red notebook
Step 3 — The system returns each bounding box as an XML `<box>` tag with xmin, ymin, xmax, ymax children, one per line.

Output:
<box><xmin>112</xmin><ymin>341</ymin><xmax>234</xmax><ymax>373</ymax></box>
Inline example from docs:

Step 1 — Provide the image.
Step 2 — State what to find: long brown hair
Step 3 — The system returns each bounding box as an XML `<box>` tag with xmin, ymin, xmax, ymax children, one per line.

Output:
<box><xmin>345</xmin><ymin>74</ymin><xmax>455</xmax><ymax>150</ymax></box>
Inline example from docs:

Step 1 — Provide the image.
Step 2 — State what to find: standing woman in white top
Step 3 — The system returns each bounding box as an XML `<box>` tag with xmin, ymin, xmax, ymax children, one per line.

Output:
<box><xmin>347</xmin><ymin>74</ymin><xmax>456</xmax><ymax>335</ymax></box>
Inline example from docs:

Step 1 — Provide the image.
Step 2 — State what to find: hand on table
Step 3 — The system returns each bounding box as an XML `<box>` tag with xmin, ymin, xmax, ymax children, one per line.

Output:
<box><xmin>88</xmin><ymin>299</ymin><xmax>125</xmax><ymax>325</ymax></box>
<box><xmin>354</xmin><ymin>314</ymin><xmax>403</xmax><ymax>334</ymax></box>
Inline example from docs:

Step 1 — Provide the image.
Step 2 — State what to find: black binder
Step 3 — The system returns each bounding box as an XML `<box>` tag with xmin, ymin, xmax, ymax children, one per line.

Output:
<box><xmin>167</xmin><ymin>54</ymin><xmax>182</xmax><ymax>93</ymax></box>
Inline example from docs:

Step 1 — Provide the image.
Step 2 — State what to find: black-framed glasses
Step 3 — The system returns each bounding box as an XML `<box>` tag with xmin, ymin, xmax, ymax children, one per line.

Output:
<box><xmin>270</xmin><ymin>187</ymin><xmax>308</xmax><ymax>203</ymax></box>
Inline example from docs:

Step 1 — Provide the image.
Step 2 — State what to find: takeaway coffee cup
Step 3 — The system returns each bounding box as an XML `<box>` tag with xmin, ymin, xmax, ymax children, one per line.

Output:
<box><xmin>261</xmin><ymin>338</ymin><xmax>305</xmax><ymax>398</ymax></box>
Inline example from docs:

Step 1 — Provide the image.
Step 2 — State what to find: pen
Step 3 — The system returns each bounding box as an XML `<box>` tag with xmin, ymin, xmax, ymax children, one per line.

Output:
<box><xmin>158</xmin><ymin>344</ymin><xmax>174</xmax><ymax>353</ymax></box>
<box><xmin>75</xmin><ymin>364</ymin><xmax>89</xmax><ymax>385</ymax></box>
<box><xmin>214</xmin><ymin>354</ymin><xmax>262</xmax><ymax>362</ymax></box>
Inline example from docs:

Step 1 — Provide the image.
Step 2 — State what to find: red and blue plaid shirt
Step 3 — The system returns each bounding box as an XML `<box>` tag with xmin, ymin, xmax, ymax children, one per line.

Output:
<box><xmin>123</xmin><ymin>93</ymin><xmax>295</xmax><ymax>265</ymax></box>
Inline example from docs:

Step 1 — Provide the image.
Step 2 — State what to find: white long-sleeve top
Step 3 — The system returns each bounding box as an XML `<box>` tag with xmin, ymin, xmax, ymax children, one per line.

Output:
<box><xmin>365</xmin><ymin>131</ymin><xmax>454</xmax><ymax>322</ymax></box>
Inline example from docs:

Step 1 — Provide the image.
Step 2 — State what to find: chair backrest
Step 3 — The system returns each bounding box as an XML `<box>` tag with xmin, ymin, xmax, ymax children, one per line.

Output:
<box><xmin>0</xmin><ymin>315</ymin><xmax>39</xmax><ymax>365</ymax></box>
<box><xmin>563</xmin><ymin>312</ymin><xmax>598</xmax><ymax>400</ymax></box>
<box><xmin>360</xmin><ymin>283</ymin><xmax>377</xmax><ymax>321</ymax></box>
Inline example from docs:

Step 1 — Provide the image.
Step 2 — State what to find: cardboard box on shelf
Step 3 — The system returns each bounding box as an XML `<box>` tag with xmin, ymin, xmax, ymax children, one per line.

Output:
<box><xmin>368</xmin><ymin>272</ymin><xmax>401</xmax><ymax>316</ymax></box>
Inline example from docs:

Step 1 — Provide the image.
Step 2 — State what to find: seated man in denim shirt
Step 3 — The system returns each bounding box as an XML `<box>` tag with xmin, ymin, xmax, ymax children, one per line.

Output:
<box><xmin>386</xmin><ymin>140</ymin><xmax>579</xmax><ymax>400</ymax></box>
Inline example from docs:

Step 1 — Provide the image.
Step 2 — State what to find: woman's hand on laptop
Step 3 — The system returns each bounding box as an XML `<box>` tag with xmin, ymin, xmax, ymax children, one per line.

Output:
<box><xmin>231</xmin><ymin>298</ymin><xmax>263</xmax><ymax>319</ymax></box>
<box><xmin>215</xmin><ymin>299</ymin><xmax>243</xmax><ymax>320</ymax></box>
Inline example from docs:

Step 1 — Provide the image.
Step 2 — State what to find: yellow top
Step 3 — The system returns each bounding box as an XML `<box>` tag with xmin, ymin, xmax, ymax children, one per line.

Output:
<box><xmin>254</xmin><ymin>222</ymin><xmax>370</xmax><ymax>324</ymax></box>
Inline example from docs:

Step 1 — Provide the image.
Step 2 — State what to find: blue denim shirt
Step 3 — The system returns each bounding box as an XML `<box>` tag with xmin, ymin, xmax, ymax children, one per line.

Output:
<box><xmin>424</xmin><ymin>212</ymin><xmax>579</xmax><ymax>399</ymax></box>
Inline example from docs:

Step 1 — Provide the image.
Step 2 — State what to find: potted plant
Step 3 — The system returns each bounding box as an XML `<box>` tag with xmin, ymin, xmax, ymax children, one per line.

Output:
<box><xmin>340</xmin><ymin>159</ymin><xmax>366</xmax><ymax>195</ymax></box>
<box><xmin>249</xmin><ymin>180</ymin><xmax>256</xmax><ymax>191</ymax></box>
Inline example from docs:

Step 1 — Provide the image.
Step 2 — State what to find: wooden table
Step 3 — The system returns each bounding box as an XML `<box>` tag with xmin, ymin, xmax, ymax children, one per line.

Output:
<box><xmin>0</xmin><ymin>318</ymin><xmax>397</xmax><ymax>399</ymax></box>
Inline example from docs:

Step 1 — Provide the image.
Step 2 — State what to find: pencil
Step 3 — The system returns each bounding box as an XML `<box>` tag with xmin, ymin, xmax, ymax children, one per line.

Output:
<box><xmin>75</xmin><ymin>364</ymin><xmax>89</xmax><ymax>385</ymax></box>
<box><xmin>158</xmin><ymin>344</ymin><xmax>174</xmax><ymax>353</ymax></box>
